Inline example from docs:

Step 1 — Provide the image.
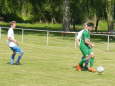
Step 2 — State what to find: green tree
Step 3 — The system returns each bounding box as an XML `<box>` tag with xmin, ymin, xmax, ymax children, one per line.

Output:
<box><xmin>90</xmin><ymin>0</ymin><xmax>107</xmax><ymax>31</ymax></box>
<box><xmin>106</xmin><ymin>0</ymin><xmax>115</xmax><ymax>31</ymax></box>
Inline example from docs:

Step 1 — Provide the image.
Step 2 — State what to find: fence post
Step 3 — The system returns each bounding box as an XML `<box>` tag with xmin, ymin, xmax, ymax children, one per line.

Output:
<box><xmin>107</xmin><ymin>35</ymin><xmax>110</xmax><ymax>51</ymax></box>
<box><xmin>75</xmin><ymin>33</ymin><xmax>77</xmax><ymax>48</ymax></box>
<box><xmin>0</xmin><ymin>27</ymin><xmax>1</xmax><ymax>40</ymax></box>
<box><xmin>46</xmin><ymin>31</ymin><xmax>49</xmax><ymax>46</ymax></box>
<box><xmin>22</xmin><ymin>28</ymin><xmax>24</xmax><ymax>43</ymax></box>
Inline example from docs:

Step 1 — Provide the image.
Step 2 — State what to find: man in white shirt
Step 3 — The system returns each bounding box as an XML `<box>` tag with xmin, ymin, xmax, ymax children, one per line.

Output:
<box><xmin>8</xmin><ymin>21</ymin><xmax>24</xmax><ymax>65</ymax></box>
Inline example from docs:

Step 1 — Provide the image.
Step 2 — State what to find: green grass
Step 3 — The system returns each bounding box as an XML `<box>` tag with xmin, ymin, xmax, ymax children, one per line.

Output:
<box><xmin>0</xmin><ymin>22</ymin><xmax>62</xmax><ymax>30</ymax></box>
<box><xmin>98</xmin><ymin>21</ymin><xmax>108</xmax><ymax>31</ymax></box>
<box><xmin>0</xmin><ymin>21</ymin><xmax>108</xmax><ymax>31</ymax></box>
<box><xmin>0</xmin><ymin>32</ymin><xmax>115</xmax><ymax>86</ymax></box>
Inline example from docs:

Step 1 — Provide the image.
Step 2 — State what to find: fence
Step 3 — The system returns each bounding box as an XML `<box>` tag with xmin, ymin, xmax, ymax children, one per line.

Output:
<box><xmin>0</xmin><ymin>26</ymin><xmax>115</xmax><ymax>50</ymax></box>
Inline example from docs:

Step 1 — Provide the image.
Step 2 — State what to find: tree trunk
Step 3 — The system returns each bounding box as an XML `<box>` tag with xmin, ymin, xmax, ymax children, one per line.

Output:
<box><xmin>106</xmin><ymin>0</ymin><xmax>114</xmax><ymax>32</ymax></box>
<box><xmin>95</xmin><ymin>18</ymin><xmax>100</xmax><ymax>32</ymax></box>
<box><xmin>63</xmin><ymin>0</ymin><xmax>70</xmax><ymax>31</ymax></box>
<box><xmin>51</xmin><ymin>17</ymin><xmax>56</xmax><ymax>24</ymax></box>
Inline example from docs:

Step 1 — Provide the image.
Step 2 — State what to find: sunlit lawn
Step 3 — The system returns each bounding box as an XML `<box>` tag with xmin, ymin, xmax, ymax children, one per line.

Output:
<box><xmin>0</xmin><ymin>32</ymin><xmax>115</xmax><ymax>86</ymax></box>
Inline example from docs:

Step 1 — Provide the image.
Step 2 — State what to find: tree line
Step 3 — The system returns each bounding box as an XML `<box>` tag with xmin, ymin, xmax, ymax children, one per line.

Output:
<box><xmin>0</xmin><ymin>0</ymin><xmax>114</xmax><ymax>31</ymax></box>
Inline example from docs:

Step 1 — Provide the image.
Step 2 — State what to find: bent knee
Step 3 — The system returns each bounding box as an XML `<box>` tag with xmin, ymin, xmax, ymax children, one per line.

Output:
<box><xmin>17</xmin><ymin>51</ymin><xmax>24</xmax><ymax>56</ymax></box>
<box><xmin>90</xmin><ymin>54</ymin><xmax>95</xmax><ymax>58</ymax></box>
<box><xmin>21</xmin><ymin>51</ymin><xmax>24</xmax><ymax>55</ymax></box>
<box><xmin>90</xmin><ymin>53</ymin><xmax>95</xmax><ymax>58</ymax></box>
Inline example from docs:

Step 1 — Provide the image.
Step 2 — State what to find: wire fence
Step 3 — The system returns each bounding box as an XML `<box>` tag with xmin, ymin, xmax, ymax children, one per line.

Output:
<box><xmin>0</xmin><ymin>26</ymin><xmax>115</xmax><ymax>50</ymax></box>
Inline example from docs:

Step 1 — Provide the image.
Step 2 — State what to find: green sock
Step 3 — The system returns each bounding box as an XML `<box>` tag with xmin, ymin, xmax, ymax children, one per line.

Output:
<box><xmin>79</xmin><ymin>58</ymin><xmax>86</xmax><ymax>67</ymax></box>
<box><xmin>90</xmin><ymin>57</ymin><xmax>94</xmax><ymax>67</ymax></box>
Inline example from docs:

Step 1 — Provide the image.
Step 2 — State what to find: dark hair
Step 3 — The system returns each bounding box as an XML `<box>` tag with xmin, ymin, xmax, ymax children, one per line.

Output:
<box><xmin>86</xmin><ymin>22</ymin><xmax>94</xmax><ymax>27</ymax></box>
<box><xmin>10</xmin><ymin>21</ymin><xmax>16</xmax><ymax>25</ymax></box>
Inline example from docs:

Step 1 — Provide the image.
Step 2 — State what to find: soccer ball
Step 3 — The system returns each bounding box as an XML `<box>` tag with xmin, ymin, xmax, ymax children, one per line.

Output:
<box><xmin>96</xmin><ymin>66</ymin><xmax>104</xmax><ymax>73</ymax></box>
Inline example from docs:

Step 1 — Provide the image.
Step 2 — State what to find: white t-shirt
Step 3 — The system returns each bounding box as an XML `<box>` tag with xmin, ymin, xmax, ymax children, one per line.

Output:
<box><xmin>76</xmin><ymin>30</ymin><xmax>84</xmax><ymax>40</ymax></box>
<box><xmin>7</xmin><ymin>28</ymin><xmax>17</xmax><ymax>47</ymax></box>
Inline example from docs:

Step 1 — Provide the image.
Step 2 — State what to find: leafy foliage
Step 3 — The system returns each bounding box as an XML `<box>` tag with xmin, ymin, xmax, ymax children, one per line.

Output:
<box><xmin>0</xmin><ymin>0</ymin><xmax>114</xmax><ymax>31</ymax></box>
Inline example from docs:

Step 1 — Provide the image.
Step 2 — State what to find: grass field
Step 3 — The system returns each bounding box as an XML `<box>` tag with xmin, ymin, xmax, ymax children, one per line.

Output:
<box><xmin>0</xmin><ymin>30</ymin><xmax>115</xmax><ymax>86</ymax></box>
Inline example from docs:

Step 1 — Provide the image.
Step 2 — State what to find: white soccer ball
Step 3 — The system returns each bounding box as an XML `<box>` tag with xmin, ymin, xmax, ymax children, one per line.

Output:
<box><xmin>96</xmin><ymin>66</ymin><xmax>104</xmax><ymax>73</ymax></box>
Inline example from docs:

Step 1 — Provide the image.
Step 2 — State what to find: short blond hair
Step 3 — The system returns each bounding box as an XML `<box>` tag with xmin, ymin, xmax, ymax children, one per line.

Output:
<box><xmin>10</xmin><ymin>21</ymin><xmax>16</xmax><ymax>26</ymax></box>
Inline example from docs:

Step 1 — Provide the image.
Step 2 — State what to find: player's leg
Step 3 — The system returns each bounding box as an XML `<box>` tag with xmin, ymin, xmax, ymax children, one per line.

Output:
<box><xmin>15</xmin><ymin>46</ymin><xmax>24</xmax><ymax>64</ymax></box>
<box><xmin>89</xmin><ymin>52</ymin><xmax>95</xmax><ymax>67</ymax></box>
<box><xmin>10</xmin><ymin>52</ymin><xmax>16</xmax><ymax>64</ymax></box>
<box><xmin>81</xmin><ymin>54</ymin><xmax>95</xmax><ymax>72</ymax></box>
<box><xmin>84</xmin><ymin>58</ymin><xmax>90</xmax><ymax>70</ymax></box>
<box><xmin>10</xmin><ymin>47</ymin><xmax>16</xmax><ymax>64</ymax></box>
<box><xmin>83</xmin><ymin>52</ymin><xmax>92</xmax><ymax>70</ymax></box>
<box><xmin>76</xmin><ymin>56</ymin><xmax>87</xmax><ymax>71</ymax></box>
<box><xmin>88</xmin><ymin>52</ymin><xmax>96</xmax><ymax>72</ymax></box>
<box><xmin>79</xmin><ymin>56</ymin><xmax>86</xmax><ymax>67</ymax></box>
<box><xmin>81</xmin><ymin>48</ymin><xmax>92</xmax><ymax>70</ymax></box>
<box><xmin>16</xmin><ymin>51</ymin><xmax>24</xmax><ymax>64</ymax></box>
<box><xmin>75</xmin><ymin>56</ymin><xmax>85</xmax><ymax>71</ymax></box>
<box><xmin>76</xmin><ymin>46</ymin><xmax>88</xmax><ymax>71</ymax></box>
